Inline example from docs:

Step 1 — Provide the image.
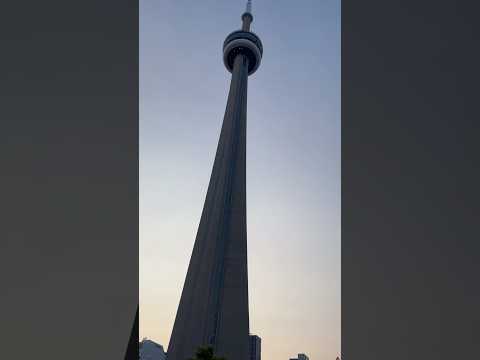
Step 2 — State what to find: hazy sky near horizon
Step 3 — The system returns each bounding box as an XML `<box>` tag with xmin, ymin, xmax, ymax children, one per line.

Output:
<box><xmin>140</xmin><ymin>1</ymin><xmax>340</xmax><ymax>359</ymax></box>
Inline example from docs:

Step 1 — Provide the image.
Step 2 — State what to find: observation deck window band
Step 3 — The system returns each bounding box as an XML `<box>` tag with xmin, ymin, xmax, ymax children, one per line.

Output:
<box><xmin>224</xmin><ymin>30</ymin><xmax>263</xmax><ymax>56</ymax></box>
<box><xmin>223</xmin><ymin>38</ymin><xmax>262</xmax><ymax>75</ymax></box>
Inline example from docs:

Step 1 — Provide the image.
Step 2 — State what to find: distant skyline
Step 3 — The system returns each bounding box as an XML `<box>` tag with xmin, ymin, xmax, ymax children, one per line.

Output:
<box><xmin>140</xmin><ymin>0</ymin><xmax>340</xmax><ymax>359</ymax></box>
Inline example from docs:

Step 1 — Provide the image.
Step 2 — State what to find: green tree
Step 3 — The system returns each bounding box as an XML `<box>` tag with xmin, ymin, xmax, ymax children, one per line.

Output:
<box><xmin>187</xmin><ymin>346</ymin><xmax>226</xmax><ymax>360</ymax></box>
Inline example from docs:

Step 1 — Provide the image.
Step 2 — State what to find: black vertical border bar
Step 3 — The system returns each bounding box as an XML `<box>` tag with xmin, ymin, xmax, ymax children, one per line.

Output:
<box><xmin>0</xmin><ymin>1</ymin><xmax>139</xmax><ymax>359</ymax></box>
<box><xmin>343</xmin><ymin>0</ymin><xmax>479</xmax><ymax>359</ymax></box>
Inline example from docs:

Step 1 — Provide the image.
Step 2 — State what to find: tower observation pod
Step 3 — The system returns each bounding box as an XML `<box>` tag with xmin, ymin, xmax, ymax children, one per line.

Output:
<box><xmin>166</xmin><ymin>2</ymin><xmax>263</xmax><ymax>360</ymax></box>
<box><xmin>223</xmin><ymin>1</ymin><xmax>263</xmax><ymax>75</ymax></box>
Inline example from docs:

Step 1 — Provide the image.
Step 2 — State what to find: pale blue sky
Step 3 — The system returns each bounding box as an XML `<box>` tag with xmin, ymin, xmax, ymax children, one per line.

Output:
<box><xmin>140</xmin><ymin>1</ymin><xmax>340</xmax><ymax>359</ymax></box>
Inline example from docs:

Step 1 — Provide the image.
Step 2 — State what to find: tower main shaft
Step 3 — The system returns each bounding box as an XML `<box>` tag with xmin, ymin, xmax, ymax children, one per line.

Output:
<box><xmin>166</xmin><ymin>3</ymin><xmax>262</xmax><ymax>360</ymax></box>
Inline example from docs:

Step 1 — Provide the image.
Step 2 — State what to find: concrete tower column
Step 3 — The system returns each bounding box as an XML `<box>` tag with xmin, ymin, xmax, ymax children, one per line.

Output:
<box><xmin>166</xmin><ymin>2</ymin><xmax>263</xmax><ymax>360</ymax></box>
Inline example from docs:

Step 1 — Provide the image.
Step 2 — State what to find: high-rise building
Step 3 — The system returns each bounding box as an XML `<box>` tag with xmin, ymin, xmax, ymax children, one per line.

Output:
<box><xmin>139</xmin><ymin>338</ymin><xmax>166</xmax><ymax>360</ymax></box>
<box><xmin>249</xmin><ymin>334</ymin><xmax>262</xmax><ymax>360</ymax></box>
<box><xmin>165</xmin><ymin>2</ymin><xmax>263</xmax><ymax>360</ymax></box>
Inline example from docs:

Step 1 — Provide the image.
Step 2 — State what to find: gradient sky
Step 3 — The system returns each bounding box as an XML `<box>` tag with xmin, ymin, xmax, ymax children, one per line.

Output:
<box><xmin>139</xmin><ymin>1</ymin><xmax>340</xmax><ymax>359</ymax></box>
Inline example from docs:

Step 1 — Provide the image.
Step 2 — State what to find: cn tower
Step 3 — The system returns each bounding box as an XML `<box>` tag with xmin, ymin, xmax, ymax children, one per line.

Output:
<box><xmin>166</xmin><ymin>1</ymin><xmax>263</xmax><ymax>360</ymax></box>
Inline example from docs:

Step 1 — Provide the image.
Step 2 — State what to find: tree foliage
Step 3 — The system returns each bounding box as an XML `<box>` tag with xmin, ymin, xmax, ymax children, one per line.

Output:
<box><xmin>187</xmin><ymin>346</ymin><xmax>226</xmax><ymax>360</ymax></box>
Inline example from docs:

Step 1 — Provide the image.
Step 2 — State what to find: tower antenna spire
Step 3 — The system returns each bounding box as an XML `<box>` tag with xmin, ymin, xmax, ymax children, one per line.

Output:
<box><xmin>241</xmin><ymin>0</ymin><xmax>254</xmax><ymax>31</ymax></box>
<box><xmin>246</xmin><ymin>0</ymin><xmax>252</xmax><ymax>14</ymax></box>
